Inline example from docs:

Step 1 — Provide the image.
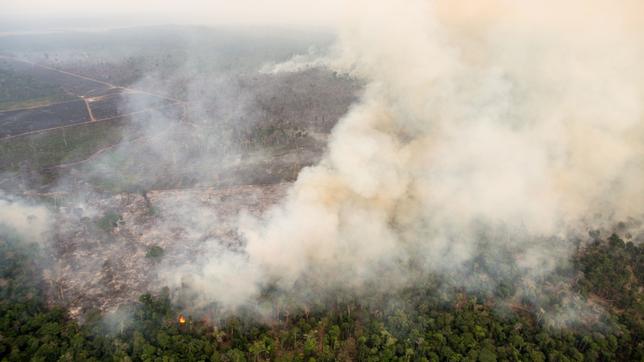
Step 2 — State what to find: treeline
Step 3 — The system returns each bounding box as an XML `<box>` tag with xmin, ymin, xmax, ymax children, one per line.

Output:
<box><xmin>0</xmin><ymin>234</ymin><xmax>642</xmax><ymax>361</ymax></box>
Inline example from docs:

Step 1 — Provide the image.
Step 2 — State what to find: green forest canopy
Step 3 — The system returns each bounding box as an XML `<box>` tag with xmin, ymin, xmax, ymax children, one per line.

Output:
<box><xmin>0</xmin><ymin>233</ymin><xmax>642</xmax><ymax>361</ymax></box>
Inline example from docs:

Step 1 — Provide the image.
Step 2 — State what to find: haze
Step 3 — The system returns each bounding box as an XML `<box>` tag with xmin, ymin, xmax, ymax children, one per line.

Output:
<box><xmin>0</xmin><ymin>0</ymin><xmax>642</xmax><ymax>360</ymax></box>
<box><xmin>0</xmin><ymin>0</ymin><xmax>343</xmax><ymax>28</ymax></box>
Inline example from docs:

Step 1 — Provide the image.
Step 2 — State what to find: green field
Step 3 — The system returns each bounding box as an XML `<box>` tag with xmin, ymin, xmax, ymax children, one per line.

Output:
<box><xmin>0</xmin><ymin>68</ymin><xmax>75</xmax><ymax>112</ymax></box>
<box><xmin>0</xmin><ymin>95</ymin><xmax>76</xmax><ymax>112</ymax></box>
<box><xmin>0</xmin><ymin>120</ymin><xmax>127</xmax><ymax>171</ymax></box>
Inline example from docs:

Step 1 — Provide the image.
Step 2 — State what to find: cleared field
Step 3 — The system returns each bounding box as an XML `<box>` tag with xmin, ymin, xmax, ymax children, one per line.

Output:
<box><xmin>0</xmin><ymin>95</ymin><xmax>73</xmax><ymax>112</ymax></box>
<box><xmin>0</xmin><ymin>99</ymin><xmax>90</xmax><ymax>137</ymax></box>
<box><xmin>0</xmin><ymin>56</ymin><xmax>185</xmax><ymax>141</ymax></box>
<box><xmin>0</xmin><ymin>118</ymin><xmax>127</xmax><ymax>171</ymax></box>
<box><xmin>0</xmin><ymin>57</ymin><xmax>111</xmax><ymax>96</ymax></box>
<box><xmin>0</xmin><ymin>63</ymin><xmax>76</xmax><ymax>111</ymax></box>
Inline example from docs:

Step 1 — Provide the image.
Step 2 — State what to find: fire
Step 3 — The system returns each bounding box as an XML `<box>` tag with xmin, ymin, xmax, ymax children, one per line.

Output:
<box><xmin>178</xmin><ymin>314</ymin><xmax>186</xmax><ymax>325</ymax></box>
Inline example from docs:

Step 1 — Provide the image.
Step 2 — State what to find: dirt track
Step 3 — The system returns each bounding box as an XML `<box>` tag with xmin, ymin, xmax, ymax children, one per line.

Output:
<box><xmin>0</xmin><ymin>55</ymin><xmax>184</xmax><ymax>103</ymax></box>
<box><xmin>0</xmin><ymin>103</ymin><xmax>181</xmax><ymax>141</ymax></box>
<box><xmin>0</xmin><ymin>55</ymin><xmax>186</xmax><ymax>139</ymax></box>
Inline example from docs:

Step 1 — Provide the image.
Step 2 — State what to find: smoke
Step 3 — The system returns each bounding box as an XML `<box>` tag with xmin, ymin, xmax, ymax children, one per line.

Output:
<box><xmin>0</xmin><ymin>192</ymin><xmax>52</xmax><ymax>244</ymax></box>
<box><xmin>3</xmin><ymin>0</ymin><xmax>640</xmax><ymax>325</ymax></box>
<box><xmin>167</xmin><ymin>0</ymin><xmax>644</xmax><ymax>317</ymax></box>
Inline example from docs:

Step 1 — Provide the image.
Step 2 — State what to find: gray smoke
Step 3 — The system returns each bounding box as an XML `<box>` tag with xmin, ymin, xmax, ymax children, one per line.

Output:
<box><xmin>0</xmin><ymin>191</ymin><xmax>52</xmax><ymax>244</ymax></box>
<box><xmin>164</xmin><ymin>0</ymin><xmax>644</xmax><ymax>319</ymax></box>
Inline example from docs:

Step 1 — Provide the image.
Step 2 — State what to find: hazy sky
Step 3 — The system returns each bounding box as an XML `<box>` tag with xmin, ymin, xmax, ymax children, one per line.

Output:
<box><xmin>0</xmin><ymin>0</ymin><xmax>343</xmax><ymax>27</ymax></box>
<box><xmin>4</xmin><ymin>1</ymin><xmax>642</xmax><ymax>31</ymax></box>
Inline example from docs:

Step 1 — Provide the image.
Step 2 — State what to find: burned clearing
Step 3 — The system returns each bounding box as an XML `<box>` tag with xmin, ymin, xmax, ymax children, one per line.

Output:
<box><xmin>46</xmin><ymin>183</ymin><xmax>289</xmax><ymax>318</ymax></box>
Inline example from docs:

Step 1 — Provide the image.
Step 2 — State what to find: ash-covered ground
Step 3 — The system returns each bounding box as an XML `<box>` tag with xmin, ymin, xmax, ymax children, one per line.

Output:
<box><xmin>46</xmin><ymin>183</ymin><xmax>290</xmax><ymax>318</ymax></box>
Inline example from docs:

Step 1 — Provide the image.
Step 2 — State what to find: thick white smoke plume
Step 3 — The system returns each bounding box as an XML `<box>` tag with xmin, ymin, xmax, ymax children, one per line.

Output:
<box><xmin>165</xmin><ymin>0</ymin><xmax>644</xmax><ymax>313</ymax></box>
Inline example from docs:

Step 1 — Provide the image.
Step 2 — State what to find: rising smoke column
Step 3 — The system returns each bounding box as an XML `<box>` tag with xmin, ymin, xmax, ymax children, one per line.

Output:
<box><xmin>167</xmin><ymin>0</ymin><xmax>644</xmax><ymax>312</ymax></box>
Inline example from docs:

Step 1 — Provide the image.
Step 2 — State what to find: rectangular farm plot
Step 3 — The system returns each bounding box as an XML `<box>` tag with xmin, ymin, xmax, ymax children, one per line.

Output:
<box><xmin>0</xmin><ymin>99</ymin><xmax>90</xmax><ymax>138</ymax></box>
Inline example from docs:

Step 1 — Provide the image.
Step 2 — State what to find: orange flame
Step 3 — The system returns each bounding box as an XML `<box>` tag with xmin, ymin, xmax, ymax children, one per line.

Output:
<box><xmin>178</xmin><ymin>314</ymin><xmax>186</xmax><ymax>325</ymax></box>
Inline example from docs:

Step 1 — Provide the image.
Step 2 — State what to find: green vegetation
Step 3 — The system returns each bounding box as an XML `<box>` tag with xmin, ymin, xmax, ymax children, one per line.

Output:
<box><xmin>96</xmin><ymin>211</ymin><xmax>123</xmax><ymax>232</ymax></box>
<box><xmin>0</xmin><ymin>95</ymin><xmax>75</xmax><ymax>112</ymax></box>
<box><xmin>146</xmin><ymin>245</ymin><xmax>165</xmax><ymax>260</ymax></box>
<box><xmin>0</xmin><ymin>233</ymin><xmax>642</xmax><ymax>361</ymax></box>
<box><xmin>575</xmin><ymin>234</ymin><xmax>643</xmax><ymax>339</ymax></box>
<box><xmin>0</xmin><ymin>119</ymin><xmax>127</xmax><ymax>171</ymax></box>
<box><xmin>576</xmin><ymin>234</ymin><xmax>642</xmax><ymax>307</ymax></box>
<box><xmin>0</xmin><ymin>68</ymin><xmax>74</xmax><ymax>111</ymax></box>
